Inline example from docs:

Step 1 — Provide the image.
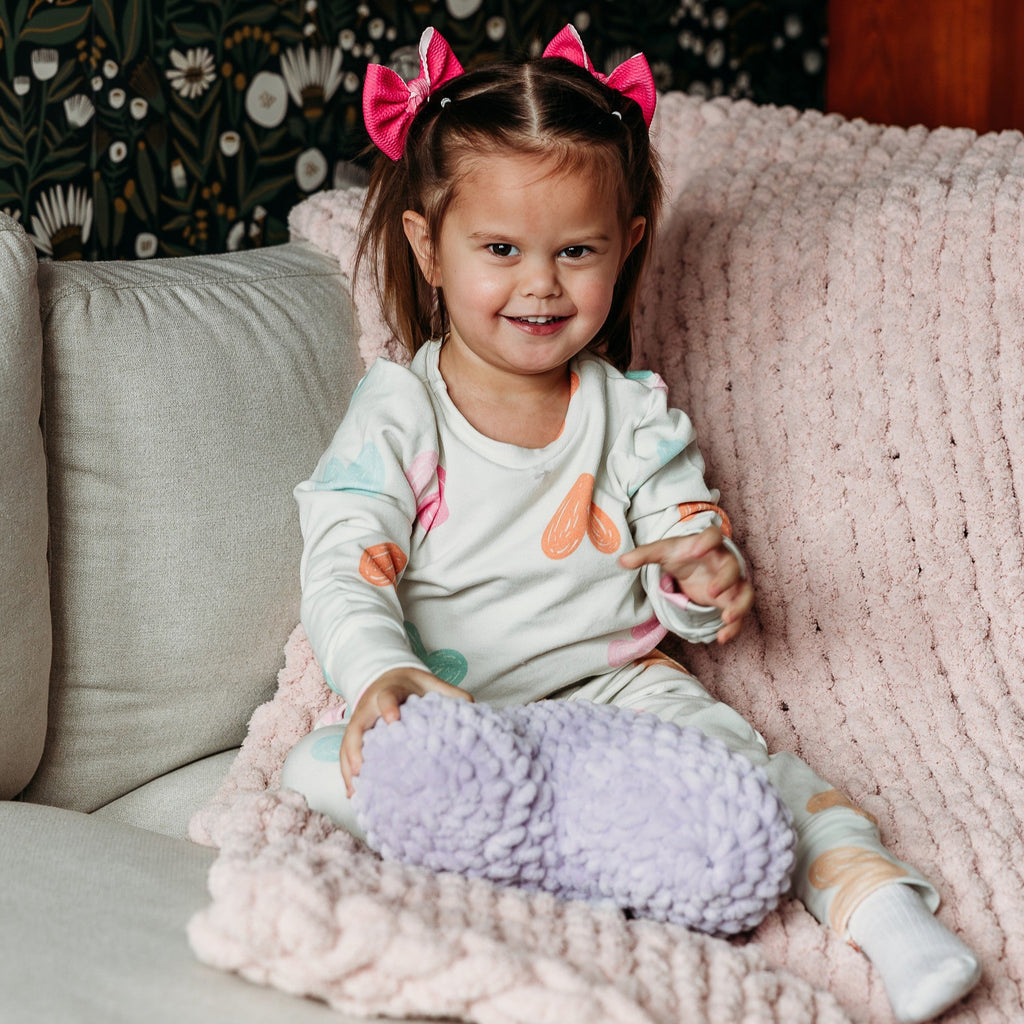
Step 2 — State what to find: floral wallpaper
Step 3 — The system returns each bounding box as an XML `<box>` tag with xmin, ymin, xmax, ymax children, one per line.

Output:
<box><xmin>0</xmin><ymin>0</ymin><xmax>827</xmax><ymax>261</ymax></box>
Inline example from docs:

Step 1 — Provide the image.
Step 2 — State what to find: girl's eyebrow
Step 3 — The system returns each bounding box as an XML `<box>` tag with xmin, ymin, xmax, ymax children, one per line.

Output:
<box><xmin>466</xmin><ymin>230</ymin><xmax>613</xmax><ymax>242</ymax></box>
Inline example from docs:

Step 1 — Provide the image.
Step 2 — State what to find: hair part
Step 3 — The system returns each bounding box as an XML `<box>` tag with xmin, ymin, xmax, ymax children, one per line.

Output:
<box><xmin>355</xmin><ymin>54</ymin><xmax>663</xmax><ymax>372</ymax></box>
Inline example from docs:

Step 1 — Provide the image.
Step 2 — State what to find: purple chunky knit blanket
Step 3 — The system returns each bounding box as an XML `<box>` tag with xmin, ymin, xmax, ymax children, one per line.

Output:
<box><xmin>355</xmin><ymin>694</ymin><xmax>795</xmax><ymax>935</ymax></box>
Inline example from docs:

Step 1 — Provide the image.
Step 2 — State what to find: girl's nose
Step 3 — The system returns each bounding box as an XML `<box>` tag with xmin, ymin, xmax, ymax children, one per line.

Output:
<box><xmin>519</xmin><ymin>258</ymin><xmax>562</xmax><ymax>298</ymax></box>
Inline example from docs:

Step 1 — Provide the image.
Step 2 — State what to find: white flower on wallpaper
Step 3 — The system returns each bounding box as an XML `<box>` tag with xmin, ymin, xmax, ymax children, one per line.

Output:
<box><xmin>295</xmin><ymin>147</ymin><xmax>328</xmax><ymax>191</ymax></box>
<box><xmin>170</xmin><ymin>159</ymin><xmax>187</xmax><ymax>191</ymax></box>
<box><xmin>31</xmin><ymin>48</ymin><xmax>58</xmax><ymax>81</ymax></box>
<box><xmin>219</xmin><ymin>131</ymin><xmax>241</xmax><ymax>157</ymax></box>
<box><xmin>225</xmin><ymin>206</ymin><xmax>267</xmax><ymax>252</ymax></box>
<box><xmin>166</xmin><ymin>47</ymin><xmax>217</xmax><ymax>100</ymax></box>
<box><xmin>281</xmin><ymin>45</ymin><xmax>344</xmax><ymax>115</ymax></box>
<box><xmin>63</xmin><ymin>95</ymin><xmax>95</xmax><ymax>128</ymax></box>
<box><xmin>446</xmin><ymin>0</ymin><xmax>483</xmax><ymax>16</ymax></box>
<box><xmin>135</xmin><ymin>232</ymin><xmax>158</xmax><ymax>258</ymax></box>
<box><xmin>225</xmin><ymin>221</ymin><xmax>246</xmax><ymax>251</ymax></box>
<box><xmin>245</xmin><ymin>71</ymin><xmax>288</xmax><ymax>128</ymax></box>
<box><xmin>28</xmin><ymin>184</ymin><xmax>93</xmax><ymax>259</ymax></box>
<box><xmin>386</xmin><ymin>45</ymin><xmax>420</xmax><ymax>83</ymax></box>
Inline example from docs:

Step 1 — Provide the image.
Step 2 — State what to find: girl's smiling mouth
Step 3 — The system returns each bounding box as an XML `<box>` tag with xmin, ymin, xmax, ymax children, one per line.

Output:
<box><xmin>505</xmin><ymin>314</ymin><xmax>571</xmax><ymax>333</ymax></box>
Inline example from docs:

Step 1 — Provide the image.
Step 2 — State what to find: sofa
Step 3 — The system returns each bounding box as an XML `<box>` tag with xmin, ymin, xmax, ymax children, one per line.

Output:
<box><xmin>3</xmin><ymin>93</ymin><xmax>1022</xmax><ymax>1024</ymax></box>
<box><xmin>0</xmin><ymin>224</ymin><xmax>402</xmax><ymax>1022</ymax></box>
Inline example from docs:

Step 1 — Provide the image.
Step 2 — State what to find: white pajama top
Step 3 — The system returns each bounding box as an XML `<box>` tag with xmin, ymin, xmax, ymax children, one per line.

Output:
<box><xmin>295</xmin><ymin>340</ymin><xmax>735</xmax><ymax>711</ymax></box>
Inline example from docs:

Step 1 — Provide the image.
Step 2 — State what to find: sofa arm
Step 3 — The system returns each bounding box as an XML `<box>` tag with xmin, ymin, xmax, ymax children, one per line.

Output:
<box><xmin>0</xmin><ymin>214</ymin><xmax>50</xmax><ymax>799</ymax></box>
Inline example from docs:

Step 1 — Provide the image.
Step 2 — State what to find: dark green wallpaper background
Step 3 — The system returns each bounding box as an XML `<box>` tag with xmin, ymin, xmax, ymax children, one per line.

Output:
<box><xmin>0</xmin><ymin>1</ymin><xmax>827</xmax><ymax>260</ymax></box>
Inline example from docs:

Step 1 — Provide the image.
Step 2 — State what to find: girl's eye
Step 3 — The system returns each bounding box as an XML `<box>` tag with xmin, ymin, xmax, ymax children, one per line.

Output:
<box><xmin>560</xmin><ymin>245</ymin><xmax>593</xmax><ymax>259</ymax></box>
<box><xmin>486</xmin><ymin>243</ymin><xmax>519</xmax><ymax>257</ymax></box>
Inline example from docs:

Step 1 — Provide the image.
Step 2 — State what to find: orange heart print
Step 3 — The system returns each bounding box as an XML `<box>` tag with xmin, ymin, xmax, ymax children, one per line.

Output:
<box><xmin>677</xmin><ymin>501</ymin><xmax>733</xmax><ymax>538</ymax></box>
<box><xmin>542</xmin><ymin>473</ymin><xmax>621</xmax><ymax>559</ymax></box>
<box><xmin>806</xmin><ymin>789</ymin><xmax>878</xmax><ymax>825</ymax></box>
<box><xmin>359</xmin><ymin>542</ymin><xmax>408</xmax><ymax>586</ymax></box>
<box><xmin>808</xmin><ymin>846</ymin><xmax>909</xmax><ymax>935</ymax></box>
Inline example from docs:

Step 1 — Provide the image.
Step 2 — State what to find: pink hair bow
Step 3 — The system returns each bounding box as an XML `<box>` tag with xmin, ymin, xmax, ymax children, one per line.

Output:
<box><xmin>542</xmin><ymin>25</ymin><xmax>657</xmax><ymax>128</ymax></box>
<box><xmin>363</xmin><ymin>27</ymin><xmax>464</xmax><ymax>160</ymax></box>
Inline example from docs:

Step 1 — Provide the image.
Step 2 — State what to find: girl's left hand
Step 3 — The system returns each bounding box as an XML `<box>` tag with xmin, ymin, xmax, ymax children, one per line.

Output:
<box><xmin>619</xmin><ymin>525</ymin><xmax>754</xmax><ymax>644</ymax></box>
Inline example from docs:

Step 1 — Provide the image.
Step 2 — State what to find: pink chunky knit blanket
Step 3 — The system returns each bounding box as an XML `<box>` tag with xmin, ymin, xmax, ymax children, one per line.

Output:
<box><xmin>188</xmin><ymin>94</ymin><xmax>1024</xmax><ymax>1022</ymax></box>
<box><xmin>188</xmin><ymin>626</ymin><xmax>851</xmax><ymax>1024</ymax></box>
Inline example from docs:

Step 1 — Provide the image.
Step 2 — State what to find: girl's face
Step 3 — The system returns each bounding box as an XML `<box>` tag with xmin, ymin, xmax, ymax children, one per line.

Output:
<box><xmin>403</xmin><ymin>151</ymin><xmax>644</xmax><ymax>388</ymax></box>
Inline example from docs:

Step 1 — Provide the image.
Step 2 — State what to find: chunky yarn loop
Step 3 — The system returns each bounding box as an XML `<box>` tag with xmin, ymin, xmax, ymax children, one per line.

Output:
<box><xmin>355</xmin><ymin>693</ymin><xmax>795</xmax><ymax>935</ymax></box>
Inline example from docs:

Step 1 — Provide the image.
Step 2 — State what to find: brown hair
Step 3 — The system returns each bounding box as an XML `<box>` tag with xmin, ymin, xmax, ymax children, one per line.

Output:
<box><xmin>354</xmin><ymin>52</ymin><xmax>663</xmax><ymax>373</ymax></box>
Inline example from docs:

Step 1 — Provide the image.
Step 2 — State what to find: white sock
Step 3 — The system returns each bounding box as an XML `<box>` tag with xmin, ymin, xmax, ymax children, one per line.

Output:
<box><xmin>848</xmin><ymin>884</ymin><xmax>981</xmax><ymax>1023</ymax></box>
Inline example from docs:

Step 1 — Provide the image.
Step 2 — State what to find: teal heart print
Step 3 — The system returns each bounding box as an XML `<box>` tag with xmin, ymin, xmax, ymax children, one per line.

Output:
<box><xmin>404</xmin><ymin>621</ymin><xmax>468</xmax><ymax>687</ymax></box>
<box><xmin>316</xmin><ymin>442</ymin><xmax>385</xmax><ymax>495</ymax></box>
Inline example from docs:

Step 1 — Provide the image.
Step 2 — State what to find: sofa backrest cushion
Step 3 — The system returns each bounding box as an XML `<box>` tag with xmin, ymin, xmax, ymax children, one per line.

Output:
<box><xmin>0</xmin><ymin>215</ymin><xmax>50</xmax><ymax>800</ymax></box>
<box><xmin>23</xmin><ymin>241</ymin><xmax>364</xmax><ymax>811</ymax></box>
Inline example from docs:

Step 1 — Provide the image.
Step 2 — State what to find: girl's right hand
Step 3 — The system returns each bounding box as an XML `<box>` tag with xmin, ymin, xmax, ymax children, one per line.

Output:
<box><xmin>339</xmin><ymin>667</ymin><xmax>473</xmax><ymax>797</ymax></box>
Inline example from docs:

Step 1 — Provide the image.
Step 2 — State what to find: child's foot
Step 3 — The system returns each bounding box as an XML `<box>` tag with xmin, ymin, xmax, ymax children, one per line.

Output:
<box><xmin>848</xmin><ymin>883</ymin><xmax>981</xmax><ymax>1023</ymax></box>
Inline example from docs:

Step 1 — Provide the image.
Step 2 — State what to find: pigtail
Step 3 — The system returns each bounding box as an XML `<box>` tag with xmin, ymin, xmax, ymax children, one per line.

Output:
<box><xmin>355</xmin><ymin>91</ymin><xmax>459</xmax><ymax>358</ymax></box>
<box><xmin>598</xmin><ymin>101</ymin><xmax>663</xmax><ymax>372</ymax></box>
<box><xmin>354</xmin><ymin>158</ymin><xmax>420</xmax><ymax>360</ymax></box>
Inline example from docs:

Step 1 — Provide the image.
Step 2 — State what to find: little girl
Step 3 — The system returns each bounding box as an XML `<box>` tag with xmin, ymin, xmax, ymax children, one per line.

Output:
<box><xmin>283</xmin><ymin>26</ymin><xmax>980</xmax><ymax>1023</ymax></box>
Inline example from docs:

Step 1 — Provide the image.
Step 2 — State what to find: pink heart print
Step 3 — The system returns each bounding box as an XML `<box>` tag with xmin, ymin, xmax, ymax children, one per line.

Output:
<box><xmin>406</xmin><ymin>451</ymin><xmax>449</xmax><ymax>532</ymax></box>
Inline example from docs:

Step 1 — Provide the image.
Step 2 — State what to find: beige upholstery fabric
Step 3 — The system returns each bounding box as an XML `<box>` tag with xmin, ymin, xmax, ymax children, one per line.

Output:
<box><xmin>0</xmin><ymin>214</ymin><xmax>50</xmax><ymax>799</ymax></box>
<box><xmin>92</xmin><ymin>749</ymin><xmax>239</xmax><ymax>839</ymax></box>
<box><xmin>23</xmin><ymin>242</ymin><xmax>364</xmax><ymax>811</ymax></box>
<box><xmin>0</xmin><ymin>802</ymin><xmax>369</xmax><ymax>1023</ymax></box>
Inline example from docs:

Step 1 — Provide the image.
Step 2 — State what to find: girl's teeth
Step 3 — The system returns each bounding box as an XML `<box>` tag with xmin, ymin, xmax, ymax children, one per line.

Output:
<box><xmin>519</xmin><ymin>316</ymin><xmax>556</xmax><ymax>323</ymax></box>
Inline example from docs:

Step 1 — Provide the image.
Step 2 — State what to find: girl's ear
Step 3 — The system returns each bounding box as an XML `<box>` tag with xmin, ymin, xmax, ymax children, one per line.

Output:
<box><xmin>403</xmin><ymin>211</ymin><xmax>441</xmax><ymax>286</ymax></box>
<box><xmin>623</xmin><ymin>216</ymin><xmax>646</xmax><ymax>264</ymax></box>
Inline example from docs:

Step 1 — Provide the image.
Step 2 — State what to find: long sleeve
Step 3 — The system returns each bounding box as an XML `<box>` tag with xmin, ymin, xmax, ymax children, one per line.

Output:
<box><xmin>617</xmin><ymin>374</ymin><xmax>744</xmax><ymax>644</ymax></box>
<box><xmin>294</xmin><ymin>360</ymin><xmax>441</xmax><ymax>707</ymax></box>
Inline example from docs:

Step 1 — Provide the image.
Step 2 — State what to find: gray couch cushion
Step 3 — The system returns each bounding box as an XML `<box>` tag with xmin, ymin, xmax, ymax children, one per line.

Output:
<box><xmin>23</xmin><ymin>242</ymin><xmax>364</xmax><ymax>812</ymax></box>
<box><xmin>92</xmin><ymin>748</ymin><xmax>239</xmax><ymax>839</ymax></box>
<box><xmin>0</xmin><ymin>213</ymin><xmax>50</xmax><ymax>799</ymax></box>
<box><xmin>0</xmin><ymin>803</ymin><xmax>390</xmax><ymax>1023</ymax></box>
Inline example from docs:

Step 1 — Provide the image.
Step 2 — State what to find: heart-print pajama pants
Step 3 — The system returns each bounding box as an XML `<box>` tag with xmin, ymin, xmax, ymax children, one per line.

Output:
<box><xmin>282</xmin><ymin>656</ymin><xmax>938</xmax><ymax>940</ymax></box>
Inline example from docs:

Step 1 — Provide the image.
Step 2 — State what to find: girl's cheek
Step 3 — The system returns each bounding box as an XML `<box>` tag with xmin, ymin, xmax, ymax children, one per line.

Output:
<box><xmin>581</xmin><ymin>275</ymin><xmax>618</xmax><ymax>316</ymax></box>
<box><xmin>474</xmin><ymin>275</ymin><xmax>512</xmax><ymax>306</ymax></box>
